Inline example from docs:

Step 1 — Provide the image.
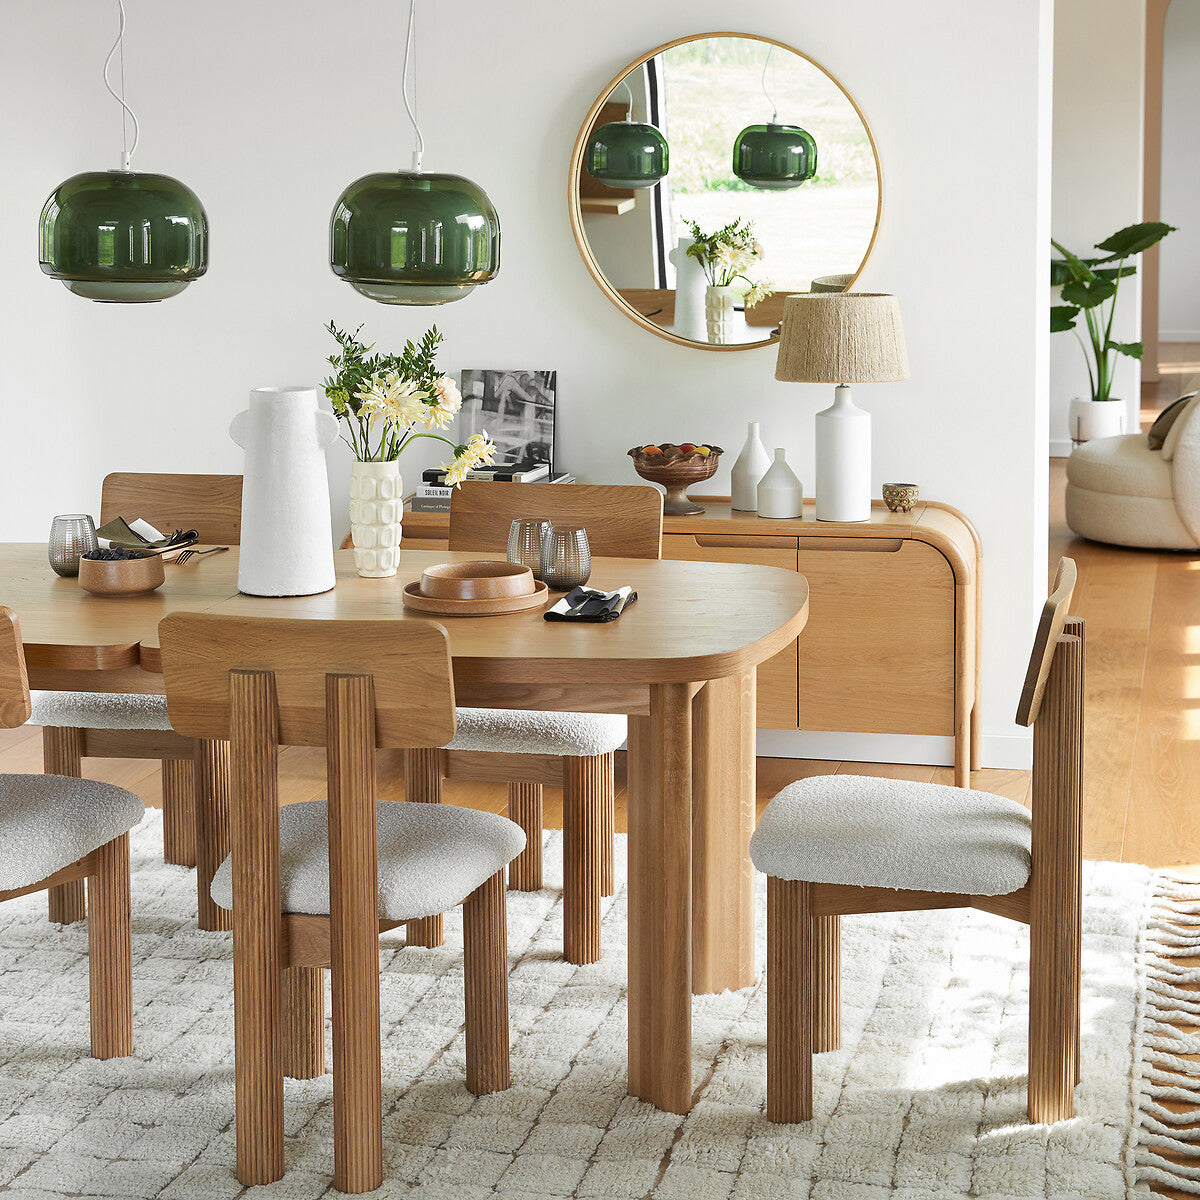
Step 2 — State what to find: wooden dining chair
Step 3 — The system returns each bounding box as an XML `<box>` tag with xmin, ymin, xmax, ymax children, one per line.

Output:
<box><xmin>406</xmin><ymin>481</ymin><xmax>663</xmax><ymax>966</ymax></box>
<box><xmin>36</xmin><ymin>472</ymin><xmax>242</xmax><ymax>927</ymax></box>
<box><xmin>0</xmin><ymin>606</ymin><xmax>142</xmax><ymax>1059</ymax></box>
<box><xmin>159</xmin><ymin>613</ymin><xmax>525</xmax><ymax>1193</ymax></box>
<box><xmin>750</xmin><ymin>558</ymin><xmax>1082</xmax><ymax>1125</ymax></box>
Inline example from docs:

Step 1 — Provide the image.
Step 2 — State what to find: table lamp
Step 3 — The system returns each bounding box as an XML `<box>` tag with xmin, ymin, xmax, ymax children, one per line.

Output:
<box><xmin>775</xmin><ymin>293</ymin><xmax>909</xmax><ymax>522</ymax></box>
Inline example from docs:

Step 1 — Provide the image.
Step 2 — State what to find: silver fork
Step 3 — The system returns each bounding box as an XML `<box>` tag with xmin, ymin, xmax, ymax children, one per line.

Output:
<box><xmin>170</xmin><ymin>546</ymin><xmax>229</xmax><ymax>565</ymax></box>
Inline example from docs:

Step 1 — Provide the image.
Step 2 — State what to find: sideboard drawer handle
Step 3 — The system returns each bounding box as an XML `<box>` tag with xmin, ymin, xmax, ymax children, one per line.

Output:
<box><xmin>690</xmin><ymin>533</ymin><xmax>799</xmax><ymax>550</ymax></box>
<box><xmin>799</xmin><ymin>537</ymin><xmax>904</xmax><ymax>553</ymax></box>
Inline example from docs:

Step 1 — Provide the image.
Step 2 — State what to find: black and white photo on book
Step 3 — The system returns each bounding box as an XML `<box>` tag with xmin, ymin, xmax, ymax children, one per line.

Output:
<box><xmin>458</xmin><ymin>370</ymin><xmax>556</xmax><ymax>471</ymax></box>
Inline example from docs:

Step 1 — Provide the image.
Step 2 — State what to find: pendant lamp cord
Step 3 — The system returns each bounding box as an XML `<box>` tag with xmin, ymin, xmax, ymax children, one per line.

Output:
<box><xmin>401</xmin><ymin>0</ymin><xmax>425</xmax><ymax>172</ymax></box>
<box><xmin>619</xmin><ymin>77</ymin><xmax>635</xmax><ymax>122</ymax></box>
<box><xmin>102</xmin><ymin>0</ymin><xmax>140</xmax><ymax>171</ymax></box>
<box><xmin>761</xmin><ymin>46</ymin><xmax>777</xmax><ymax>124</ymax></box>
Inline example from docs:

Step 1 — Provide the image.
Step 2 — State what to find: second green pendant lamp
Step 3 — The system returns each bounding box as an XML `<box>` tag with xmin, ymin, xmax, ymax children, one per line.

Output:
<box><xmin>330</xmin><ymin>0</ymin><xmax>500</xmax><ymax>305</ymax></box>
<box><xmin>732</xmin><ymin>46</ymin><xmax>818</xmax><ymax>191</ymax></box>
<box><xmin>38</xmin><ymin>0</ymin><xmax>208</xmax><ymax>303</ymax></box>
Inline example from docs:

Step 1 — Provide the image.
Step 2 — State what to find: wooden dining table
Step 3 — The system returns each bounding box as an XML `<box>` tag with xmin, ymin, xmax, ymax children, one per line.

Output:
<box><xmin>3</xmin><ymin>542</ymin><xmax>809</xmax><ymax>1117</ymax></box>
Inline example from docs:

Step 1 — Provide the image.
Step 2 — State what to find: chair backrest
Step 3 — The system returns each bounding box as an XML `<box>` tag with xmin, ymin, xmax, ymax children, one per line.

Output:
<box><xmin>101</xmin><ymin>473</ymin><xmax>244</xmax><ymax>544</ymax></box>
<box><xmin>1016</xmin><ymin>557</ymin><xmax>1078</xmax><ymax>728</ymax></box>
<box><xmin>448</xmin><ymin>482</ymin><xmax>664</xmax><ymax>559</ymax></box>
<box><xmin>158</xmin><ymin>614</ymin><xmax>456</xmax><ymax>749</ymax></box>
<box><xmin>0</xmin><ymin>608</ymin><xmax>30</xmax><ymax>730</ymax></box>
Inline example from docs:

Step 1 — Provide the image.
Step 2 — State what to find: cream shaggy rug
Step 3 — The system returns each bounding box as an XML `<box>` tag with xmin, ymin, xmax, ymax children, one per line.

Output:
<box><xmin>0</xmin><ymin>810</ymin><xmax>1194</xmax><ymax>1200</ymax></box>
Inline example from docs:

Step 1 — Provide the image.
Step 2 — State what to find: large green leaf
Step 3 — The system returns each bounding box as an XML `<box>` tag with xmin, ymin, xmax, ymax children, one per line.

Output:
<box><xmin>1061</xmin><ymin>278</ymin><xmax>1116</xmax><ymax>309</ymax></box>
<box><xmin>1094</xmin><ymin>221</ymin><xmax>1177</xmax><ymax>260</ymax></box>
<box><xmin>1092</xmin><ymin>264</ymin><xmax>1138</xmax><ymax>282</ymax></box>
<box><xmin>1050</xmin><ymin>239</ymin><xmax>1098</xmax><ymax>284</ymax></box>
<box><xmin>1107</xmin><ymin>339</ymin><xmax>1144</xmax><ymax>360</ymax></box>
<box><xmin>1050</xmin><ymin>305</ymin><xmax>1080</xmax><ymax>332</ymax></box>
<box><xmin>1050</xmin><ymin>259</ymin><xmax>1075</xmax><ymax>287</ymax></box>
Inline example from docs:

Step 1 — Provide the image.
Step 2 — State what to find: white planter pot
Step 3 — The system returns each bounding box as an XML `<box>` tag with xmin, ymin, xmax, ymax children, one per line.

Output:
<box><xmin>349</xmin><ymin>461</ymin><xmax>402</xmax><ymax>578</ymax></box>
<box><xmin>1069</xmin><ymin>398</ymin><xmax>1127</xmax><ymax>444</ymax></box>
<box><xmin>230</xmin><ymin>387</ymin><xmax>338</xmax><ymax>597</ymax></box>
<box><xmin>705</xmin><ymin>285</ymin><xmax>737</xmax><ymax>344</ymax></box>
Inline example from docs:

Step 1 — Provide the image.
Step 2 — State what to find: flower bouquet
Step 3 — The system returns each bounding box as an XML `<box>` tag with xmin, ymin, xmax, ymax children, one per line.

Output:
<box><xmin>684</xmin><ymin>218</ymin><xmax>773</xmax><ymax>344</ymax></box>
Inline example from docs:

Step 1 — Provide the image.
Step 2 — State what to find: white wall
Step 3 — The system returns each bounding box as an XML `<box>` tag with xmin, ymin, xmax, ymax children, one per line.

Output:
<box><xmin>1162</xmin><ymin>0</ymin><xmax>1200</xmax><ymax>340</ymax></box>
<box><xmin>0</xmin><ymin>0</ymin><xmax>1052</xmax><ymax>770</ymax></box>
<box><xmin>1051</xmin><ymin>0</ymin><xmax>1146</xmax><ymax>456</ymax></box>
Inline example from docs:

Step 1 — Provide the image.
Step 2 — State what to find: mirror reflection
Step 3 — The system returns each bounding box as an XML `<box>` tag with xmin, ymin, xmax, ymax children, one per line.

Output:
<box><xmin>571</xmin><ymin>34</ymin><xmax>882</xmax><ymax>349</ymax></box>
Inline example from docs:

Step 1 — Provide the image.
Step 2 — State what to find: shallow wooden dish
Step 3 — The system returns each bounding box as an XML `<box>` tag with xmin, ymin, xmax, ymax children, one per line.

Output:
<box><xmin>402</xmin><ymin>579</ymin><xmax>550</xmax><ymax>617</ymax></box>
<box><xmin>420</xmin><ymin>560</ymin><xmax>535</xmax><ymax>601</ymax></box>
<box><xmin>78</xmin><ymin>554</ymin><xmax>166</xmax><ymax>597</ymax></box>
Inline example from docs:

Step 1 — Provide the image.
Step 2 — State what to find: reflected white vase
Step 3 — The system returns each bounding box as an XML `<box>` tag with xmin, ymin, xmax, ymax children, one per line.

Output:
<box><xmin>757</xmin><ymin>449</ymin><xmax>804</xmax><ymax>519</ymax></box>
<box><xmin>705</xmin><ymin>285</ymin><xmax>737</xmax><ymax>344</ymax></box>
<box><xmin>349</xmin><ymin>461</ymin><xmax>402</xmax><ymax>578</ymax></box>
<box><xmin>669</xmin><ymin>237</ymin><xmax>707</xmax><ymax>342</ymax></box>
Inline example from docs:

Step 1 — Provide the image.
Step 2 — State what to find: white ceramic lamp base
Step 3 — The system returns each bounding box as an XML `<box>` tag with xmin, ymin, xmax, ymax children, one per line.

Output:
<box><xmin>815</xmin><ymin>385</ymin><xmax>871</xmax><ymax>522</ymax></box>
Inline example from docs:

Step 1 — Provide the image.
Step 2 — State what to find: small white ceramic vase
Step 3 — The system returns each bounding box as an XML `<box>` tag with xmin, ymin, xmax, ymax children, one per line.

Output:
<box><xmin>730</xmin><ymin>420</ymin><xmax>772</xmax><ymax>511</ymax></box>
<box><xmin>668</xmin><ymin>236</ymin><xmax>707</xmax><ymax>342</ymax></box>
<box><xmin>1069</xmin><ymin>397</ymin><xmax>1127</xmax><ymax>443</ymax></box>
<box><xmin>349</xmin><ymin>460</ymin><xmax>403</xmax><ymax>578</ymax></box>
<box><xmin>230</xmin><ymin>386</ymin><xmax>338</xmax><ymax>597</ymax></box>
<box><xmin>705</xmin><ymin>284</ymin><xmax>737</xmax><ymax>344</ymax></box>
<box><xmin>757</xmin><ymin>449</ymin><xmax>804</xmax><ymax>519</ymax></box>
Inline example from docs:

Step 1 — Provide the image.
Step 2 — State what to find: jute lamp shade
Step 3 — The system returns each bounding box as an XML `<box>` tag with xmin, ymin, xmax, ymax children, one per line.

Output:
<box><xmin>775</xmin><ymin>292</ymin><xmax>909</xmax><ymax>522</ymax></box>
<box><xmin>775</xmin><ymin>293</ymin><xmax>909</xmax><ymax>384</ymax></box>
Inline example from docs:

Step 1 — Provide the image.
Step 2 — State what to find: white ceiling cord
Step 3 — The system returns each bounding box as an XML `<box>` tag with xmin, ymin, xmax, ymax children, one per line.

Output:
<box><xmin>761</xmin><ymin>45</ymin><xmax>778</xmax><ymax>125</ymax></box>
<box><xmin>401</xmin><ymin>0</ymin><xmax>426</xmax><ymax>172</ymax></box>
<box><xmin>102</xmin><ymin>0</ymin><xmax>140</xmax><ymax>171</ymax></box>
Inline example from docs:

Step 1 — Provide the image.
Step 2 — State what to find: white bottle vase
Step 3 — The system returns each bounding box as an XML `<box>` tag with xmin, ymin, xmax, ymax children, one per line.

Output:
<box><xmin>730</xmin><ymin>420</ymin><xmax>772</xmax><ymax>511</ymax></box>
<box><xmin>349</xmin><ymin>461</ymin><xmax>403</xmax><ymax>578</ymax></box>
<box><xmin>230</xmin><ymin>386</ymin><xmax>338</xmax><ymax>597</ymax></box>
<box><xmin>705</xmin><ymin>285</ymin><xmax>737</xmax><ymax>344</ymax></box>
<box><xmin>668</xmin><ymin>236</ymin><xmax>707</xmax><ymax>342</ymax></box>
<box><xmin>815</xmin><ymin>385</ymin><xmax>872</xmax><ymax>522</ymax></box>
<box><xmin>757</xmin><ymin>448</ymin><xmax>804</xmax><ymax>519</ymax></box>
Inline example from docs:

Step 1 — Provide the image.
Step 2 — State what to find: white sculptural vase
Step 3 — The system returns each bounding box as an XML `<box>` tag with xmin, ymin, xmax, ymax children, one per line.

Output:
<box><xmin>730</xmin><ymin>419</ymin><xmax>772</xmax><ymax>511</ymax></box>
<box><xmin>757</xmin><ymin>448</ymin><xmax>804</xmax><ymax>519</ymax></box>
<box><xmin>668</xmin><ymin>236</ymin><xmax>707</xmax><ymax>342</ymax></box>
<box><xmin>705</xmin><ymin>285</ymin><xmax>737</xmax><ymax>345</ymax></box>
<box><xmin>231</xmin><ymin>386</ymin><xmax>338</xmax><ymax>597</ymax></box>
<box><xmin>349</xmin><ymin>460</ymin><xmax>402</xmax><ymax>578</ymax></box>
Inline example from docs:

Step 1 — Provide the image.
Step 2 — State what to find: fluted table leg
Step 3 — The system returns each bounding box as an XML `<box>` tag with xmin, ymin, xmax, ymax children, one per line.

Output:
<box><xmin>45</xmin><ymin>727</ymin><xmax>87</xmax><ymax>925</ymax></box>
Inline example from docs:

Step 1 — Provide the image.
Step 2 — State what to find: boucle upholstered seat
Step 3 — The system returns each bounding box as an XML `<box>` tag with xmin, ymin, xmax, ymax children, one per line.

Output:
<box><xmin>29</xmin><ymin>690</ymin><xmax>172</xmax><ymax>731</ymax></box>
<box><xmin>749</xmin><ymin>774</ymin><xmax>1033</xmax><ymax>897</ymax></box>
<box><xmin>0</xmin><ymin>773</ymin><xmax>144</xmax><ymax>892</ymax></box>
<box><xmin>210</xmin><ymin>800</ymin><xmax>526</xmax><ymax>920</ymax></box>
<box><xmin>448</xmin><ymin>708</ymin><xmax>626</xmax><ymax>757</ymax></box>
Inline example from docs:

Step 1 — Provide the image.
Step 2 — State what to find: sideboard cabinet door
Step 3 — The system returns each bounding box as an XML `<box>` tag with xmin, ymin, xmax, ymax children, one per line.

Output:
<box><xmin>662</xmin><ymin>534</ymin><xmax>799</xmax><ymax>729</ymax></box>
<box><xmin>796</xmin><ymin>538</ymin><xmax>955</xmax><ymax>735</ymax></box>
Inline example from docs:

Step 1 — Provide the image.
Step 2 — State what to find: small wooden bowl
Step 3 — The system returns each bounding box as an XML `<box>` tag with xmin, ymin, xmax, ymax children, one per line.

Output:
<box><xmin>882</xmin><ymin>483</ymin><xmax>920</xmax><ymax>513</ymax></box>
<box><xmin>78</xmin><ymin>554</ymin><xmax>166</xmax><ymax>597</ymax></box>
<box><xmin>420</xmin><ymin>560</ymin><xmax>535</xmax><ymax>601</ymax></box>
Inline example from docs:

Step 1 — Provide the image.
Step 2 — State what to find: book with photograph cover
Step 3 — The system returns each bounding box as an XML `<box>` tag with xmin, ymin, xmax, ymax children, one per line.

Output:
<box><xmin>459</xmin><ymin>370</ymin><xmax>556</xmax><ymax>472</ymax></box>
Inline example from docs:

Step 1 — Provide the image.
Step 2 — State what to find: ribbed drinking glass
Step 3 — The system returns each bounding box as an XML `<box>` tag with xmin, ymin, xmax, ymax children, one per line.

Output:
<box><xmin>48</xmin><ymin>514</ymin><xmax>98</xmax><ymax>577</ymax></box>
<box><xmin>507</xmin><ymin>518</ymin><xmax>550</xmax><ymax>581</ymax></box>
<box><xmin>540</xmin><ymin>525</ymin><xmax>592</xmax><ymax>590</ymax></box>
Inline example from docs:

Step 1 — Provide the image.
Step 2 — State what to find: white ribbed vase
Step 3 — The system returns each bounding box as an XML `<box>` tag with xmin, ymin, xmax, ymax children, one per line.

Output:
<box><xmin>705</xmin><ymin>285</ymin><xmax>737</xmax><ymax>344</ymax></box>
<box><xmin>349</xmin><ymin>461</ymin><xmax>402</xmax><ymax>578</ymax></box>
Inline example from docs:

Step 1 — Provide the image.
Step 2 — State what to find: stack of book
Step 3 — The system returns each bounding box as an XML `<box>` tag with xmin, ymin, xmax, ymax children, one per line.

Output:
<box><xmin>410</xmin><ymin>464</ymin><xmax>576</xmax><ymax>512</ymax></box>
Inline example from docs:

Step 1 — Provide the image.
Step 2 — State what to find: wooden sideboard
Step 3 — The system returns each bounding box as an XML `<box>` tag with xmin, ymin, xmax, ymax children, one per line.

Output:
<box><xmin>401</xmin><ymin>497</ymin><xmax>982</xmax><ymax>785</ymax></box>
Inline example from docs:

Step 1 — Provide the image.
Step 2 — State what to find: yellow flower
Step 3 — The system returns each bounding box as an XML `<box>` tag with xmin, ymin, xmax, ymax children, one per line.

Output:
<box><xmin>441</xmin><ymin>431</ymin><xmax>497</xmax><ymax>486</ymax></box>
<box><xmin>356</xmin><ymin>371</ymin><xmax>428</xmax><ymax>430</ymax></box>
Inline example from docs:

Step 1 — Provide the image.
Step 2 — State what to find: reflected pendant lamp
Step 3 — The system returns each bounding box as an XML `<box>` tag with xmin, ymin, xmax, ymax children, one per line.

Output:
<box><xmin>330</xmin><ymin>0</ymin><xmax>499</xmax><ymax>305</ymax></box>
<box><xmin>585</xmin><ymin>78</ymin><xmax>668</xmax><ymax>190</ymax></box>
<box><xmin>732</xmin><ymin>46</ymin><xmax>818</xmax><ymax>191</ymax></box>
<box><xmin>38</xmin><ymin>1</ymin><xmax>207</xmax><ymax>303</ymax></box>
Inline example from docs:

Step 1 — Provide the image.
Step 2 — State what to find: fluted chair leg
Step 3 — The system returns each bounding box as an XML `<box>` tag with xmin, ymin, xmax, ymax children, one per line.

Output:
<box><xmin>600</xmin><ymin>752</ymin><xmax>615</xmax><ymax>898</ymax></box>
<box><xmin>564</xmin><ymin>756</ymin><xmax>603</xmax><ymax>965</ymax></box>
<box><xmin>284</xmin><ymin>966</ymin><xmax>325</xmax><ymax>1079</ymax></box>
<box><xmin>507</xmin><ymin>782</ymin><xmax>543</xmax><ymax>891</ymax></box>
<box><xmin>88</xmin><ymin>833</ymin><xmax>133</xmax><ymax>1059</ymax></box>
<box><xmin>814</xmin><ymin>915</ymin><xmax>842</xmax><ymax>1052</ymax></box>
<box><xmin>767</xmin><ymin>876</ymin><xmax>813</xmax><ymax>1123</ymax></box>
<box><xmin>44</xmin><ymin>727</ymin><xmax>87</xmax><ymax>925</ymax></box>
<box><xmin>464</xmin><ymin>870</ymin><xmax>510</xmax><ymax>1095</ymax></box>
<box><xmin>404</xmin><ymin>748</ymin><xmax>444</xmax><ymax>948</ymax></box>
<box><xmin>162</xmin><ymin>757</ymin><xmax>197</xmax><ymax>868</ymax></box>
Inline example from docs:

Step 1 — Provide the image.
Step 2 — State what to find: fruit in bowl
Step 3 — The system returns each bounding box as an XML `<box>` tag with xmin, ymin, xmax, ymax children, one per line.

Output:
<box><xmin>627</xmin><ymin>442</ymin><xmax>724</xmax><ymax>515</ymax></box>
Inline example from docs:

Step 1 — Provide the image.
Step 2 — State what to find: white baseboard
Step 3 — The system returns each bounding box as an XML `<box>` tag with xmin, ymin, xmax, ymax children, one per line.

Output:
<box><xmin>1161</xmin><ymin>330</ymin><xmax>1200</xmax><ymax>343</ymax></box>
<box><xmin>1050</xmin><ymin>438</ymin><xmax>1074</xmax><ymax>459</ymax></box>
<box><xmin>754</xmin><ymin>729</ymin><xmax>1033</xmax><ymax>771</ymax></box>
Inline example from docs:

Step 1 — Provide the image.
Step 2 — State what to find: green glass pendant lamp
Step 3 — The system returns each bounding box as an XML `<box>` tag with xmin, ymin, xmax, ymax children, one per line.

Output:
<box><xmin>585</xmin><ymin>77</ymin><xmax>669</xmax><ymax>190</ymax></box>
<box><xmin>330</xmin><ymin>0</ymin><xmax>500</xmax><ymax>305</ymax></box>
<box><xmin>38</xmin><ymin>1</ymin><xmax>208</xmax><ymax>303</ymax></box>
<box><xmin>732</xmin><ymin>47</ymin><xmax>818</xmax><ymax>191</ymax></box>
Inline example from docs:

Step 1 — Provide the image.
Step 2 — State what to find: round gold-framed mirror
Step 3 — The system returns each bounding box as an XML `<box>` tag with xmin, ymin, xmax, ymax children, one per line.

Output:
<box><xmin>568</xmin><ymin>32</ymin><xmax>883</xmax><ymax>351</ymax></box>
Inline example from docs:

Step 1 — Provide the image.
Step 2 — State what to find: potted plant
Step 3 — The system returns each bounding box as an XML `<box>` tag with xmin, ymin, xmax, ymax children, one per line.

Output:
<box><xmin>324</xmin><ymin>321</ymin><xmax>495</xmax><ymax>578</ymax></box>
<box><xmin>685</xmin><ymin>218</ymin><xmax>772</xmax><ymax>345</ymax></box>
<box><xmin>1051</xmin><ymin>221</ymin><xmax>1175</xmax><ymax>443</ymax></box>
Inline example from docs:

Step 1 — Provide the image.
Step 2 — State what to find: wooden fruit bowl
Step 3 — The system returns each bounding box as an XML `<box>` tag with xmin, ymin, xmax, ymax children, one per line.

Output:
<box><xmin>628</xmin><ymin>444</ymin><xmax>723</xmax><ymax>515</ymax></box>
<box><xmin>78</xmin><ymin>554</ymin><xmax>166</xmax><ymax>597</ymax></box>
<box><xmin>419</xmin><ymin>560</ymin><xmax>534</xmax><ymax>601</ymax></box>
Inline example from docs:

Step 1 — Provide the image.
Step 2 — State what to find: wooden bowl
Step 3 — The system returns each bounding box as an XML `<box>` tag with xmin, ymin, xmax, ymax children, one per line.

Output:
<box><xmin>420</xmin><ymin>560</ymin><xmax>535</xmax><ymax>601</ymax></box>
<box><xmin>882</xmin><ymin>483</ymin><xmax>920</xmax><ymax>513</ymax></box>
<box><xmin>628</xmin><ymin>444</ymin><xmax>723</xmax><ymax>515</ymax></box>
<box><xmin>78</xmin><ymin>554</ymin><xmax>166</xmax><ymax>597</ymax></box>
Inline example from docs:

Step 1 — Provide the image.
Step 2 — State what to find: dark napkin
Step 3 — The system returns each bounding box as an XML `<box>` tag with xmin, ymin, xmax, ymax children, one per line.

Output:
<box><xmin>544</xmin><ymin>586</ymin><xmax>637</xmax><ymax>623</ymax></box>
